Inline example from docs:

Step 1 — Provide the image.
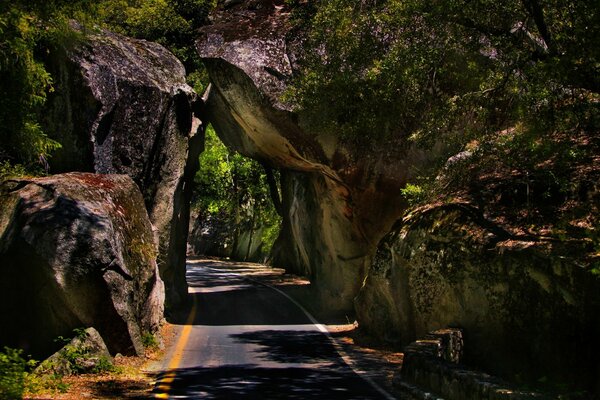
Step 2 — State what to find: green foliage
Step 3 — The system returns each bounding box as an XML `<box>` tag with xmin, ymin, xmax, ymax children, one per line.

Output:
<box><xmin>0</xmin><ymin>347</ymin><xmax>37</xmax><ymax>399</ymax></box>
<box><xmin>52</xmin><ymin>328</ymin><xmax>115</xmax><ymax>375</ymax></box>
<box><xmin>194</xmin><ymin>126</ymin><xmax>282</xmax><ymax>255</ymax></box>
<box><xmin>141</xmin><ymin>332</ymin><xmax>159</xmax><ymax>349</ymax></box>
<box><xmin>97</xmin><ymin>0</ymin><xmax>216</xmax><ymax>78</ymax></box>
<box><xmin>0</xmin><ymin>1</ymin><xmax>81</xmax><ymax>169</ymax></box>
<box><xmin>27</xmin><ymin>372</ymin><xmax>70</xmax><ymax>395</ymax></box>
<box><xmin>90</xmin><ymin>356</ymin><xmax>116</xmax><ymax>374</ymax></box>
<box><xmin>0</xmin><ymin>161</ymin><xmax>29</xmax><ymax>181</ymax></box>
<box><xmin>287</xmin><ymin>0</ymin><xmax>599</xmax><ymax>147</ymax></box>
<box><xmin>400</xmin><ymin>183</ymin><xmax>426</xmax><ymax>207</ymax></box>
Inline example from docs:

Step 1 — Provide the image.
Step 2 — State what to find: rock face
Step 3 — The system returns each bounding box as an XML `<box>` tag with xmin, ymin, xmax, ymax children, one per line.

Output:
<box><xmin>196</xmin><ymin>4</ymin><xmax>599</xmax><ymax>393</ymax></box>
<box><xmin>188</xmin><ymin>211</ymin><xmax>271</xmax><ymax>262</ymax></box>
<box><xmin>43</xmin><ymin>24</ymin><xmax>203</xmax><ymax>307</ymax></box>
<box><xmin>355</xmin><ymin>203</ymin><xmax>600</xmax><ymax>391</ymax></box>
<box><xmin>189</xmin><ymin>212</ymin><xmax>234</xmax><ymax>258</ymax></box>
<box><xmin>196</xmin><ymin>1</ymin><xmax>431</xmax><ymax>310</ymax></box>
<box><xmin>0</xmin><ymin>173</ymin><xmax>164</xmax><ymax>357</ymax></box>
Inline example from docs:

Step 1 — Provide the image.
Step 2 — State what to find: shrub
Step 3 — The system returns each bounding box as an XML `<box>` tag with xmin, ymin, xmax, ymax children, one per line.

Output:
<box><xmin>0</xmin><ymin>347</ymin><xmax>37</xmax><ymax>400</ymax></box>
<box><xmin>141</xmin><ymin>332</ymin><xmax>159</xmax><ymax>350</ymax></box>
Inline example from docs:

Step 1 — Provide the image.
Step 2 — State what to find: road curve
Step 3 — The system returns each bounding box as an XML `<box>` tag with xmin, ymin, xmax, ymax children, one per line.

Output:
<box><xmin>153</xmin><ymin>258</ymin><xmax>394</xmax><ymax>399</ymax></box>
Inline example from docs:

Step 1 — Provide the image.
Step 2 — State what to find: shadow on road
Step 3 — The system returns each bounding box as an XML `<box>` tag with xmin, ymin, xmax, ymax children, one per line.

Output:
<box><xmin>168</xmin><ymin>258</ymin><xmax>352</xmax><ymax>326</ymax></box>
<box><xmin>156</xmin><ymin>259</ymin><xmax>391</xmax><ymax>399</ymax></box>
<box><xmin>229</xmin><ymin>330</ymin><xmax>340</xmax><ymax>365</ymax></box>
<box><xmin>154</xmin><ymin>364</ymin><xmax>382</xmax><ymax>399</ymax></box>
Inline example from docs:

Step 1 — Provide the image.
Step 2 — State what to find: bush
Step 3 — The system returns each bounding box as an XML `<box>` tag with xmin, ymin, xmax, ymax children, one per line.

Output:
<box><xmin>0</xmin><ymin>347</ymin><xmax>37</xmax><ymax>400</ymax></box>
<box><xmin>141</xmin><ymin>332</ymin><xmax>159</xmax><ymax>350</ymax></box>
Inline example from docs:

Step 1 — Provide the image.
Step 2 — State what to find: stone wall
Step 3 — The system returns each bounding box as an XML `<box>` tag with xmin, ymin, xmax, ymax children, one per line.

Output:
<box><xmin>397</xmin><ymin>329</ymin><xmax>550</xmax><ymax>400</ymax></box>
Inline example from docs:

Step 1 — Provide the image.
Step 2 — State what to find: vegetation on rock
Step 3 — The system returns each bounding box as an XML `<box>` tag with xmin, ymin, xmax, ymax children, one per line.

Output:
<box><xmin>286</xmin><ymin>0</ymin><xmax>599</xmax><ymax>272</ymax></box>
<box><xmin>0</xmin><ymin>347</ymin><xmax>36</xmax><ymax>399</ymax></box>
<box><xmin>0</xmin><ymin>0</ymin><xmax>216</xmax><ymax>173</ymax></box>
<box><xmin>287</xmin><ymin>0</ymin><xmax>598</xmax><ymax>144</ymax></box>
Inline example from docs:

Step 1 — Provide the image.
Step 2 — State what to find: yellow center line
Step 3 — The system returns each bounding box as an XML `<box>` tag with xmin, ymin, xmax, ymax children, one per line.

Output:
<box><xmin>154</xmin><ymin>295</ymin><xmax>197</xmax><ymax>399</ymax></box>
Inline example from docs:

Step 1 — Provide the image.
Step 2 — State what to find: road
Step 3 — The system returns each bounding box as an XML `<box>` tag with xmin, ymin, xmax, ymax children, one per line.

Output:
<box><xmin>153</xmin><ymin>258</ymin><xmax>395</xmax><ymax>399</ymax></box>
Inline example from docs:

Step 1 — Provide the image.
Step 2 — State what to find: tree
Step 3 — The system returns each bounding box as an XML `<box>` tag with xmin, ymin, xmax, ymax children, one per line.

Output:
<box><xmin>0</xmin><ymin>1</ymin><xmax>90</xmax><ymax>171</ymax></box>
<box><xmin>193</xmin><ymin>126</ymin><xmax>282</xmax><ymax>258</ymax></box>
<box><xmin>287</xmin><ymin>0</ymin><xmax>598</xmax><ymax>146</ymax></box>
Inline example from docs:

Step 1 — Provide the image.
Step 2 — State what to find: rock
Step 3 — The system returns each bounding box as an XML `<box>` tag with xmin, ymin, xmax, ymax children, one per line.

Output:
<box><xmin>36</xmin><ymin>328</ymin><xmax>112</xmax><ymax>376</ymax></box>
<box><xmin>188</xmin><ymin>211</ymin><xmax>270</xmax><ymax>262</ymax></box>
<box><xmin>189</xmin><ymin>212</ymin><xmax>234</xmax><ymax>258</ymax></box>
<box><xmin>355</xmin><ymin>203</ymin><xmax>600</xmax><ymax>392</ymax></box>
<box><xmin>0</xmin><ymin>173</ymin><xmax>164</xmax><ymax>357</ymax></box>
<box><xmin>42</xmin><ymin>23</ymin><xmax>204</xmax><ymax>308</ymax></box>
<box><xmin>196</xmin><ymin>1</ymin><xmax>436</xmax><ymax>311</ymax></box>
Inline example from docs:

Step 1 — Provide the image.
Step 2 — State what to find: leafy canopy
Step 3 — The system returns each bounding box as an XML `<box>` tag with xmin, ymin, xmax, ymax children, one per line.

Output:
<box><xmin>194</xmin><ymin>126</ymin><xmax>281</xmax><ymax>254</ymax></box>
<box><xmin>287</xmin><ymin>0</ymin><xmax>599</xmax><ymax>146</ymax></box>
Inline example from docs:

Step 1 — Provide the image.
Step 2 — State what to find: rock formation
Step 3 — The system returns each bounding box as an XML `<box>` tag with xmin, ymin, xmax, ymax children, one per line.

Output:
<box><xmin>196</xmin><ymin>0</ymin><xmax>433</xmax><ymax>310</ymax></box>
<box><xmin>36</xmin><ymin>327</ymin><xmax>113</xmax><ymax>376</ymax></box>
<box><xmin>42</xmin><ymin>23</ymin><xmax>203</xmax><ymax>307</ymax></box>
<box><xmin>355</xmin><ymin>203</ymin><xmax>600</xmax><ymax>391</ymax></box>
<box><xmin>195</xmin><ymin>3</ymin><xmax>600</xmax><ymax>394</ymax></box>
<box><xmin>188</xmin><ymin>211</ymin><xmax>271</xmax><ymax>262</ymax></box>
<box><xmin>0</xmin><ymin>173</ymin><xmax>164</xmax><ymax>357</ymax></box>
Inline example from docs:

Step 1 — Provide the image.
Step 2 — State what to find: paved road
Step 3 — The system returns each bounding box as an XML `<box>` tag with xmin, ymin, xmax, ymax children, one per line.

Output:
<box><xmin>153</xmin><ymin>258</ymin><xmax>394</xmax><ymax>399</ymax></box>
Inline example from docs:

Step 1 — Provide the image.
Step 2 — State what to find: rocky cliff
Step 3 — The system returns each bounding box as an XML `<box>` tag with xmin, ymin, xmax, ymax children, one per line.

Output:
<box><xmin>0</xmin><ymin>173</ymin><xmax>163</xmax><ymax>357</ymax></box>
<box><xmin>196</xmin><ymin>0</ymin><xmax>434</xmax><ymax>310</ymax></box>
<box><xmin>42</xmin><ymin>24</ymin><xmax>204</xmax><ymax>308</ymax></box>
<box><xmin>355</xmin><ymin>203</ymin><xmax>600</xmax><ymax>392</ymax></box>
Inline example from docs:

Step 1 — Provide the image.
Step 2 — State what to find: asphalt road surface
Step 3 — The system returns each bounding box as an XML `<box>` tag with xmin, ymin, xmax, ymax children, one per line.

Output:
<box><xmin>153</xmin><ymin>258</ymin><xmax>395</xmax><ymax>399</ymax></box>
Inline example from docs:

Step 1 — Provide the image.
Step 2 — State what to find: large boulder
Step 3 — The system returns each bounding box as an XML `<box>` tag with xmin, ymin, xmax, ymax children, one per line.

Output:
<box><xmin>355</xmin><ymin>203</ymin><xmax>600</xmax><ymax>392</ymax></box>
<box><xmin>42</xmin><ymin>24</ymin><xmax>204</xmax><ymax>308</ymax></box>
<box><xmin>0</xmin><ymin>173</ymin><xmax>164</xmax><ymax>357</ymax></box>
<box><xmin>196</xmin><ymin>0</ymin><xmax>432</xmax><ymax>310</ymax></box>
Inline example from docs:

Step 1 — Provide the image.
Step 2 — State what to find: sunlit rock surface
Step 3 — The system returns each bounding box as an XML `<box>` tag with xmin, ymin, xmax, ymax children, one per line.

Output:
<box><xmin>196</xmin><ymin>0</ymin><xmax>432</xmax><ymax>310</ymax></box>
<box><xmin>0</xmin><ymin>173</ymin><xmax>164</xmax><ymax>357</ymax></box>
<box><xmin>42</xmin><ymin>24</ymin><xmax>203</xmax><ymax>307</ymax></box>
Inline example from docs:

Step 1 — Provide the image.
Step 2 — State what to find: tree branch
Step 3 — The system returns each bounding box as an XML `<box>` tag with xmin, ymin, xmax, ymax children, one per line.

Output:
<box><xmin>261</xmin><ymin>162</ymin><xmax>283</xmax><ymax>217</ymax></box>
<box><xmin>520</xmin><ymin>0</ymin><xmax>556</xmax><ymax>54</ymax></box>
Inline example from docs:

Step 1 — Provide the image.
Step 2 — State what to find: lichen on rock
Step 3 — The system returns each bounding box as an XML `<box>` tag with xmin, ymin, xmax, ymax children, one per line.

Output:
<box><xmin>0</xmin><ymin>173</ymin><xmax>164</xmax><ymax>358</ymax></box>
<box><xmin>42</xmin><ymin>24</ymin><xmax>203</xmax><ymax>308</ymax></box>
<box><xmin>356</xmin><ymin>202</ymin><xmax>600</xmax><ymax>391</ymax></box>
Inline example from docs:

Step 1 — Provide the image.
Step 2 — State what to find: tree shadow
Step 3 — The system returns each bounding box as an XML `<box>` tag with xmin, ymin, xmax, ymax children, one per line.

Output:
<box><xmin>87</xmin><ymin>378</ymin><xmax>154</xmax><ymax>399</ymax></box>
<box><xmin>168</xmin><ymin>259</ymin><xmax>353</xmax><ymax>326</ymax></box>
<box><xmin>158</xmin><ymin>259</ymin><xmax>390</xmax><ymax>398</ymax></box>
<box><xmin>230</xmin><ymin>329</ymin><xmax>343</xmax><ymax>365</ymax></box>
<box><xmin>153</xmin><ymin>364</ymin><xmax>385</xmax><ymax>399</ymax></box>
